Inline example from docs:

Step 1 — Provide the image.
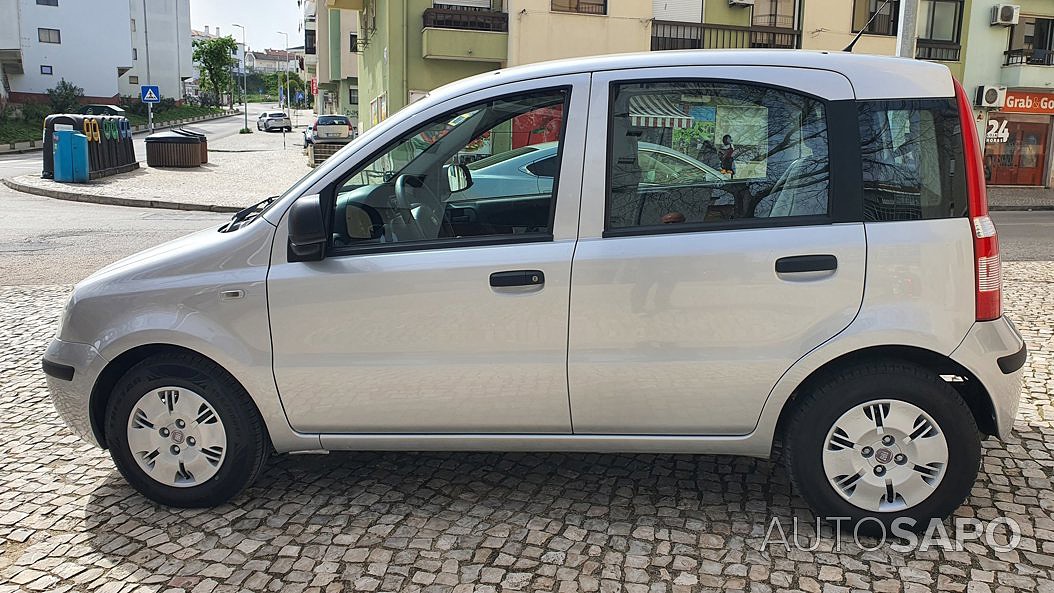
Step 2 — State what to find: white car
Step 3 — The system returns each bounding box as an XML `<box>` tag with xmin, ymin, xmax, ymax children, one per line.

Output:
<box><xmin>257</xmin><ymin>111</ymin><xmax>291</xmax><ymax>132</ymax></box>
<box><xmin>45</xmin><ymin>51</ymin><xmax>1025</xmax><ymax>531</ymax></box>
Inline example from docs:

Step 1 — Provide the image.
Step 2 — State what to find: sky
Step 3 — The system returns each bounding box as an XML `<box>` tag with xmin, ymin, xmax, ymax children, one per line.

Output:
<box><xmin>188</xmin><ymin>0</ymin><xmax>303</xmax><ymax>53</ymax></box>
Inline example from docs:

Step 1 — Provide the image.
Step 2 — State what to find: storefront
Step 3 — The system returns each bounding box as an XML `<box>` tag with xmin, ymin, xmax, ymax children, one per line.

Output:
<box><xmin>984</xmin><ymin>90</ymin><xmax>1054</xmax><ymax>187</ymax></box>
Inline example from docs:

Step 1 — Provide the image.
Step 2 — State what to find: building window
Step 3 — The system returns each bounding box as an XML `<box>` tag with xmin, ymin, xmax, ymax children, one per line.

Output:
<box><xmin>305</xmin><ymin>29</ymin><xmax>316</xmax><ymax>55</ymax></box>
<box><xmin>917</xmin><ymin>0</ymin><xmax>963</xmax><ymax>43</ymax></box>
<box><xmin>129</xmin><ymin>75</ymin><xmax>139</xmax><ymax>85</ymax></box>
<box><xmin>37</xmin><ymin>28</ymin><xmax>61</xmax><ymax>43</ymax></box>
<box><xmin>132</xmin><ymin>48</ymin><xmax>138</xmax><ymax>60</ymax></box>
<box><xmin>852</xmin><ymin>0</ymin><xmax>899</xmax><ymax>35</ymax></box>
<box><xmin>40</xmin><ymin>65</ymin><xmax>53</xmax><ymax>75</ymax></box>
<box><xmin>36</xmin><ymin>0</ymin><xmax>58</xmax><ymax>6</ymax></box>
<box><xmin>753</xmin><ymin>0</ymin><xmax>797</xmax><ymax>29</ymax></box>
<box><xmin>130</xmin><ymin>18</ymin><xmax>136</xmax><ymax>32</ymax></box>
<box><xmin>551</xmin><ymin>0</ymin><xmax>606</xmax><ymax>15</ymax></box>
<box><xmin>1007</xmin><ymin>16</ymin><xmax>1054</xmax><ymax>66</ymax></box>
<box><xmin>350</xmin><ymin>33</ymin><xmax>358</xmax><ymax>52</ymax></box>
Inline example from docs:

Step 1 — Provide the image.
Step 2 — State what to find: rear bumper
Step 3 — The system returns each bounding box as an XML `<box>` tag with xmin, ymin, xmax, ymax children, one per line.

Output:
<box><xmin>43</xmin><ymin>338</ymin><xmax>108</xmax><ymax>448</ymax></box>
<box><xmin>950</xmin><ymin>316</ymin><xmax>1026</xmax><ymax>439</ymax></box>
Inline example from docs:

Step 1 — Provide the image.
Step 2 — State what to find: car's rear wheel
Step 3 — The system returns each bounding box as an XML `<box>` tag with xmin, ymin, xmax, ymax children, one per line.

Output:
<box><xmin>104</xmin><ymin>352</ymin><xmax>269</xmax><ymax>507</ymax></box>
<box><xmin>785</xmin><ymin>361</ymin><xmax>981</xmax><ymax>532</ymax></box>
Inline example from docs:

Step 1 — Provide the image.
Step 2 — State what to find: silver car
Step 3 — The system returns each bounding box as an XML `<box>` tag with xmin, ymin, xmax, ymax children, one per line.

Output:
<box><xmin>45</xmin><ymin>51</ymin><xmax>1025</xmax><ymax>532</ymax></box>
<box><xmin>257</xmin><ymin>111</ymin><xmax>291</xmax><ymax>132</ymax></box>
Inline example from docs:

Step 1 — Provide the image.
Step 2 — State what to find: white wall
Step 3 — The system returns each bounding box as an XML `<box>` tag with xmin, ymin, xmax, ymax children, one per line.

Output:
<box><xmin>119</xmin><ymin>0</ymin><xmax>192</xmax><ymax>100</ymax></box>
<box><xmin>0</xmin><ymin>0</ymin><xmax>20</xmax><ymax>52</ymax></box>
<box><xmin>9</xmin><ymin>0</ymin><xmax>132</xmax><ymax>98</ymax></box>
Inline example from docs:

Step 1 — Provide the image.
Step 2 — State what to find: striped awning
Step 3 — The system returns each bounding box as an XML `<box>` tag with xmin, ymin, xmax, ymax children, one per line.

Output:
<box><xmin>629</xmin><ymin>95</ymin><xmax>694</xmax><ymax>129</ymax></box>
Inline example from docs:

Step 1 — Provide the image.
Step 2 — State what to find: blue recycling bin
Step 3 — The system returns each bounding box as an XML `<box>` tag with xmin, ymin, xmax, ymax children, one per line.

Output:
<box><xmin>53</xmin><ymin>129</ymin><xmax>89</xmax><ymax>183</ymax></box>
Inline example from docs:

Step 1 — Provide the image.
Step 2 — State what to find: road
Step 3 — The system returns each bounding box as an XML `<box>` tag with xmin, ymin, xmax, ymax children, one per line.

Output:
<box><xmin>991</xmin><ymin>210</ymin><xmax>1054</xmax><ymax>262</ymax></box>
<box><xmin>0</xmin><ymin>102</ymin><xmax>292</xmax><ymax>180</ymax></box>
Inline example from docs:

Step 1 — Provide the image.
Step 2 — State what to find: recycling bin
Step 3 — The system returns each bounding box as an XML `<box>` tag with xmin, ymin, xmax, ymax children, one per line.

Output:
<box><xmin>43</xmin><ymin>113</ymin><xmax>137</xmax><ymax>179</ymax></box>
<box><xmin>52</xmin><ymin>130</ymin><xmax>89</xmax><ymax>183</ymax></box>
<box><xmin>172</xmin><ymin>127</ymin><xmax>208</xmax><ymax>164</ymax></box>
<box><xmin>145</xmin><ymin>130</ymin><xmax>203</xmax><ymax>167</ymax></box>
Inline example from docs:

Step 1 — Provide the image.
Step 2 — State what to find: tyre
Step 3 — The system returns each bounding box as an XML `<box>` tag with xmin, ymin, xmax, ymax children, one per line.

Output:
<box><xmin>785</xmin><ymin>361</ymin><xmax>981</xmax><ymax>533</ymax></box>
<box><xmin>104</xmin><ymin>352</ymin><xmax>269</xmax><ymax>508</ymax></box>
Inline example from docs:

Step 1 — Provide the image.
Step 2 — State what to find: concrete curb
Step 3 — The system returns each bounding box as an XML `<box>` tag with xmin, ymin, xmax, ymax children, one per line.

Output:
<box><xmin>0</xmin><ymin>110</ymin><xmax>241</xmax><ymax>156</ymax></box>
<box><xmin>2</xmin><ymin>176</ymin><xmax>241</xmax><ymax>213</ymax></box>
<box><xmin>990</xmin><ymin>204</ymin><xmax>1054</xmax><ymax>212</ymax></box>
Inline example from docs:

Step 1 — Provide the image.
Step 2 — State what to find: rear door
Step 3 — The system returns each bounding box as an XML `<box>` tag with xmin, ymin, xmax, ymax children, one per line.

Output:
<box><xmin>568</xmin><ymin>66</ymin><xmax>866</xmax><ymax>435</ymax></box>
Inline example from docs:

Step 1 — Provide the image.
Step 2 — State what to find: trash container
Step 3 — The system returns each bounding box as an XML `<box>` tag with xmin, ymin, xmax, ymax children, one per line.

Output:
<box><xmin>173</xmin><ymin>127</ymin><xmax>208</xmax><ymax>164</ymax></box>
<box><xmin>145</xmin><ymin>130</ymin><xmax>203</xmax><ymax>167</ymax></box>
<box><xmin>52</xmin><ymin>130</ymin><xmax>89</xmax><ymax>183</ymax></box>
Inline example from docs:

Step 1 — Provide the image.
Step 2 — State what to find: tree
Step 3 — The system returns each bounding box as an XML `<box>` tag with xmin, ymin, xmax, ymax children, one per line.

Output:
<box><xmin>47</xmin><ymin>79</ymin><xmax>84</xmax><ymax>114</ymax></box>
<box><xmin>192</xmin><ymin>35</ymin><xmax>237</xmax><ymax>107</ymax></box>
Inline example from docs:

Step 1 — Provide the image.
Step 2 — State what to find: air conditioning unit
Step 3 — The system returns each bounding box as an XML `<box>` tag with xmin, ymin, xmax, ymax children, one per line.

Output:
<box><xmin>991</xmin><ymin>4</ymin><xmax>1020</xmax><ymax>26</ymax></box>
<box><xmin>976</xmin><ymin>85</ymin><xmax>1007</xmax><ymax>108</ymax></box>
<box><xmin>729</xmin><ymin>0</ymin><xmax>755</xmax><ymax>6</ymax></box>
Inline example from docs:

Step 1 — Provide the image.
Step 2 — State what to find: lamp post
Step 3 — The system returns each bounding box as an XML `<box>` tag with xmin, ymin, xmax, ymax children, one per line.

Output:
<box><xmin>278</xmin><ymin>30</ymin><xmax>290</xmax><ymax>148</ymax></box>
<box><xmin>232</xmin><ymin>23</ymin><xmax>248</xmax><ymax>132</ymax></box>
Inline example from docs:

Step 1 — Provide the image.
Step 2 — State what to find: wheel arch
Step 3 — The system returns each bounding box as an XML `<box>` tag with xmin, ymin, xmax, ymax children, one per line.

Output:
<box><xmin>88</xmin><ymin>343</ymin><xmax>265</xmax><ymax>449</ymax></box>
<box><xmin>774</xmin><ymin>345</ymin><xmax>998</xmax><ymax>447</ymax></box>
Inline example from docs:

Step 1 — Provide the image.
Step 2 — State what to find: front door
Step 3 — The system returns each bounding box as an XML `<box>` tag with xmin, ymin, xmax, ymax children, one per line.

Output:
<box><xmin>268</xmin><ymin>77</ymin><xmax>588</xmax><ymax>433</ymax></box>
<box><xmin>568</xmin><ymin>67</ymin><xmax>867</xmax><ymax>435</ymax></box>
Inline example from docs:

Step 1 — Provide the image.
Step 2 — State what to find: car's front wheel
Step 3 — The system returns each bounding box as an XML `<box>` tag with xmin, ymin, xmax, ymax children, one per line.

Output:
<box><xmin>104</xmin><ymin>352</ymin><xmax>269</xmax><ymax>507</ymax></box>
<box><xmin>785</xmin><ymin>361</ymin><xmax>981</xmax><ymax>532</ymax></box>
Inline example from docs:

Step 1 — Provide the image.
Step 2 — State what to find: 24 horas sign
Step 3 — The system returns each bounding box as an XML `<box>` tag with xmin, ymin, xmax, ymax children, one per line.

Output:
<box><xmin>1003</xmin><ymin>90</ymin><xmax>1054</xmax><ymax>114</ymax></box>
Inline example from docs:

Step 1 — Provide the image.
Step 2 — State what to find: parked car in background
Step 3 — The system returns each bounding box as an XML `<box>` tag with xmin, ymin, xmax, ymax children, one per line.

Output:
<box><xmin>304</xmin><ymin>114</ymin><xmax>353</xmax><ymax>147</ymax></box>
<box><xmin>46</xmin><ymin>51</ymin><xmax>1025</xmax><ymax>533</ymax></box>
<box><xmin>80</xmin><ymin>104</ymin><xmax>127</xmax><ymax>116</ymax></box>
<box><xmin>257</xmin><ymin>111</ymin><xmax>291</xmax><ymax>132</ymax></box>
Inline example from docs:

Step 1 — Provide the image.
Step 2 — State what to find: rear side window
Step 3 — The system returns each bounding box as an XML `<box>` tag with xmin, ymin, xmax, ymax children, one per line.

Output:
<box><xmin>857</xmin><ymin>99</ymin><xmax>967</xmax><ymax>221</ymax></box>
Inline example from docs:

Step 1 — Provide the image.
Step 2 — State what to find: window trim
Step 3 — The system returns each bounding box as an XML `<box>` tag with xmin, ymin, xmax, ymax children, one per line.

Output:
<box><xmin>322</xmin><ymin>85</ymin><xmax>574</xmax><ymax>259</ymax></box>
<box><xmin>39</xmin><ymin>64</ymin><xmax>53</xmax><ymax>75</ymax></box>
<box><xmin>850</xmin><ymin>0</ymin><xmax>900</xmax><ymax>36</ymax></box>
<box><xmin>917</xmin><ymin>0</ymin><xmax>964</xmax><ymax>45</ymax></box>
<box><xmin>37</xmin><ymin>28</ymin><xmax>60</xmax><ymax>43</ymax></box>
<box><xmin>601</xmin><ymin>78</ymin><xmax>858</xmax><ymax>238</ymax></box>
<box><xmin>129</xmin><ymin>75</ymin><xmax>139</xmax><ymax>85</ymax></box>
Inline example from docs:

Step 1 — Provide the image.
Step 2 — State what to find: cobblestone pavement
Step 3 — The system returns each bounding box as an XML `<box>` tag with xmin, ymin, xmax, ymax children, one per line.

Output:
<box><xmin>0</xmin><ymin>263</ymin><xmax>1052</xmax><ymax>593</ymax></box>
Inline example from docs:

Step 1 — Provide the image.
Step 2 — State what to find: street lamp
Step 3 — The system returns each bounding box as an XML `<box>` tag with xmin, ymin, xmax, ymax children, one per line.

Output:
<box><xmin>277</xmin><ymin>31</ymin><xmax>290</xmax><ymax>112</ymax></box>
<box><xmin>232</xmin><ymin>23</ymin><xmax>248</xmax><ymax>132</ymax></box>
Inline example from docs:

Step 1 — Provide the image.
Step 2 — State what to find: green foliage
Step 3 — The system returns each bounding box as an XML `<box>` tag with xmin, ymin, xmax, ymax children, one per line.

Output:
<box><xmin>192</xmin><ymin>35</ymin><xmax>238</xmax><ymax>106</ymax></box>
<box><xmin>46</xmin><ymin>78</ymin><xmax>85</xmax><ymax>114</ymax></box>
<box><xmin>239</xmin><ymin>127</ymin><xmax>253</xmax><ymax>134</ymax></box>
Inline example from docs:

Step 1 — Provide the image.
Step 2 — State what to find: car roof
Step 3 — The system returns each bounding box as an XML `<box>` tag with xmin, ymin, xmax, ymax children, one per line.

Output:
<box><xmin>426</xmin><ymin>49</ymin><xmax>953</xmax><ymax>105</ymax></box>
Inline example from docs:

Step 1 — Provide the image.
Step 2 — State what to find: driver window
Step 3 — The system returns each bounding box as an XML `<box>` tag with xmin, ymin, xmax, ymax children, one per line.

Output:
<box><xmin>331</xmin><ymin>89</ymin><xmax>568</xmax><ymax>250</ymax></box>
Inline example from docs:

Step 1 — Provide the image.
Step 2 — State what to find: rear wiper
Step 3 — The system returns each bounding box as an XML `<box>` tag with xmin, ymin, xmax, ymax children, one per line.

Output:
<box><xmin>222</xmin><ymin>195</ymin><xmax>278</xmax><ymax>231</ymax></box>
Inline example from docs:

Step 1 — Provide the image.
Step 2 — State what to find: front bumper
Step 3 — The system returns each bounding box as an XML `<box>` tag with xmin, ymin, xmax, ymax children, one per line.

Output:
<box><xmin>43</xmin><ymin>338</ymin><xmax>108</xmax><ymax>448</ymax></box>
<box><xmin>950</xmin><ymin>316</ymin><xmax>1027</xmax><ymax>439</ymax></box>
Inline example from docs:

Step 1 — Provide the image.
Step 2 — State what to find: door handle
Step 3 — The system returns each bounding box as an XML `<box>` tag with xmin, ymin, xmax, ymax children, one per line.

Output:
<box><xmin>775</xmin><ymin>255</ymin><xmax>838</xmax><ymax>274</ymax></box>
<box><xmin>490</xmin><ymin>270</ymin><xmax>545</xmax><ymax>287</ymax></box>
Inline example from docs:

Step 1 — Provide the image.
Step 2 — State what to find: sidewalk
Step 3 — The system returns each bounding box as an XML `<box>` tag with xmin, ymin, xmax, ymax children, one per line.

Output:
<box><xmin>987</xmin><ymin>186</ymin><xmax>1054</xmax><ymax>211</ymax></box>
<box><xmin>2</xmin><ymin>125</ymin><xmax>315</xmax><ymax>212</ymax></box>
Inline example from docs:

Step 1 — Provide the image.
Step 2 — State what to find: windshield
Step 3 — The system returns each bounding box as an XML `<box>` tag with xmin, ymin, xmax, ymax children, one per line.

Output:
<box><xmin>318</xmin><ymin>116</ymin><xmax>349</xmax><ymax>125</ymax></box>
<box><xmin>467</xmin><ymin>145</ymin><xmax>541</xmax><ymax>171</ymax></box>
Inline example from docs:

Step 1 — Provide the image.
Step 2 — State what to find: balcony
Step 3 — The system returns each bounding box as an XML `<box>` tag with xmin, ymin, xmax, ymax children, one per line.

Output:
<box><xmin>1002</xmin><ymin>49</ymin><xmax>1054</xmax><ymax>89</ymax></box>
<box><xmin>651</xmin><ymin>21</ymin><xmax>800</xmax><ymax>51</ymax></box>
<box><xmin>915</xmin><ymin>39</ymin><xmax>960</xmax><ymax>62</ymax></box>
<box><xmin>422</xmin><ymin>7</ymin><xmax>508</xmax><ymax>63</ymax></box>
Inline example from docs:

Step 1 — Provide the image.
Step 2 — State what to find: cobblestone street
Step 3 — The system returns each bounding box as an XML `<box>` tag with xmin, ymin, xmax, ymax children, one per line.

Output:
<box><xmin>0</xmin><ymin>263</ymin><xmax>1051</xmax><ymax>593</ymax></box>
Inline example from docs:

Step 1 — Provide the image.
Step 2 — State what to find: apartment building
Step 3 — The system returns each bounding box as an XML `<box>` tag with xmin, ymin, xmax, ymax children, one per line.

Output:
<box><xmin>302</xmin><ymin>0</ymin><xmax>359</xmax><ymax>122</ymax></box>
<box><xmin>961</xmin><ymin>0</ymin><xmax>1054</xmax><ymax>187</ymax></box>
<box><xmin>1</xmin><ymin>0</ymin><xmax>133</xmax><ymax>104</ymax></box>
<box><xmin>118</xmin><ymin>0</ymin><xmax>193</xmax><ymax>101</ymax></box>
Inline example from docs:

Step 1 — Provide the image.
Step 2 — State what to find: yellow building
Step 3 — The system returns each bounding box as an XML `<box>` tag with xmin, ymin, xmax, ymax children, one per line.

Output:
<box><xmin>507</xmin><ymin>0</ymin><xmax>652</xmax><ymax>66</ymax></box>
<box><xmin>801</xmin><ymin>0</ymin><xmax>900</xmax><ymax>55</ymax></box>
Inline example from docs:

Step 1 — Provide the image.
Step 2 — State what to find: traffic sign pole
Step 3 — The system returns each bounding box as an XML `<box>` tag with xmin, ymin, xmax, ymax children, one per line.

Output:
<box><xmin>147</xmin><ymin>103</ymin><xmax>153</xmax><ymax>134</ymax></box>
<box><xmin>140</xmin><ymin>85</ymin><xmax>161</xmax><ymax>133</ymax></box>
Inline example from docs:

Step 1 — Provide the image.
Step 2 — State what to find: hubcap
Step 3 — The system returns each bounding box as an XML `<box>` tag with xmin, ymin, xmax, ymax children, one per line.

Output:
<box><xmin>822</xmin><ymin>399</ymin><xmax>949</xmax><ymax>513</ymax></box>
<box><xmin>126</xmin><ymin>387</ymin><xmax>227</xmax><ymax>488</ymax></box>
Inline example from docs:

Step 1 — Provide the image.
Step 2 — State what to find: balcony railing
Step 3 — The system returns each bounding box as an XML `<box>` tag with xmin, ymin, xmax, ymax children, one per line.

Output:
<box><xmin>423</xmin><ymin>7</ymin><xmax>508</xmax><ymax>32</ymax></box>
<box><xmin>1005</xmin><ymin>48</ymin><xmax>1054</xmax><ymax>66</ymax></box>
<box><xmin>915</xmin><ymin>39</ymin><xmax>960</xmax><ymax>62</ymax></box>
<box><xmin>651</xmin><ymin>21</ymin><xmax>800</xmax><ymax>51</ymax></box>
<box><xmin>752</xmin><ymin>13</ymin><xmax>795</xmax><ymax>29</ymax></box>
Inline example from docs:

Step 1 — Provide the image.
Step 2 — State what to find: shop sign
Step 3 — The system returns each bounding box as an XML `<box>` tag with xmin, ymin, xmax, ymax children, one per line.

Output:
<box><xmin>1003</xmin><ymin>91</ymin><xmax>1054</xmax><ymax>114</ymax></box>
<box><xmin>986</xmin><ymin>117</ymin><xmax>1010</xmax><ymax>143</ymax></box>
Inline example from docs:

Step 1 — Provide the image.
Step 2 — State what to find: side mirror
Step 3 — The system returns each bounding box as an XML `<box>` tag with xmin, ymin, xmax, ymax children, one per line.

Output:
<box><xmin>446</xmin><ymin>163</ymin><xmax>473</xmax><ymax>193</ymax></box>
<box><xmin>287</xmin><ymin>193</ymin><xmax>327</xmax><ymax>262</ymax></box>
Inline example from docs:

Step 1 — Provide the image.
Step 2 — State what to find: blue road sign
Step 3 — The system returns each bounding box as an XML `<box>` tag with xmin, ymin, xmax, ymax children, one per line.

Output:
<box><xmin>296</xmin><ymin>91</ymin><xmax>304</xmax><ymax>103</ymax></box>
<box><xmin>140</xmin><ymin>85</ymin><xmax>161</xmax><ymax>103</ymax></box>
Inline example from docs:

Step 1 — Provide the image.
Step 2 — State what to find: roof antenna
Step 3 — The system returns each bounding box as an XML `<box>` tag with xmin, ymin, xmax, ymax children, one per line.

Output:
<box><xmin>843</xmin><ymin>0</ymin><xmax>894</xmax><ymax>52</ymax></box>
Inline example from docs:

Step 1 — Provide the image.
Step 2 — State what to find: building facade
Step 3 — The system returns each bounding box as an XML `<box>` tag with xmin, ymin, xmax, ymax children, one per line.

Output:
<box><xmin>305</xmin><ymin>0</ymin><xmax>360</xmax><ymax>123</ymax></box>
<box><xmin>1</xmin><ymin>0</ymin><xmax>133</xmax><ymax>104</ymax></box>
<box><xmin>960</xmin><ymin>0</ymin><xmax>1054</xmax><ymax>187</ymax></box>
<box><xmin>119</xmin><ymin>0</ymin><xmax>192</xmax><ymax>101</ymax></box>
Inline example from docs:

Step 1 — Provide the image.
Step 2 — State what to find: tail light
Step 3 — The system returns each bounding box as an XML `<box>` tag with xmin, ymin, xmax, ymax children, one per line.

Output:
<box><xmin>953</xmin><ymin>77</ymin><xmax>1001</xmax><ymax>321</ymax></box>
